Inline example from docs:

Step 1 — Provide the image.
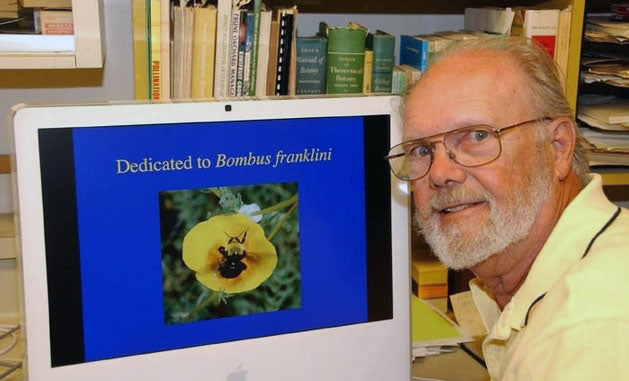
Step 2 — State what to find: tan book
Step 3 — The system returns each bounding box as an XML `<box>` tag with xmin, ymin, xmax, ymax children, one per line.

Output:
<box><xmin>255</xmin><ymin>8</ymin><xmax>272</xmax><ymax>97</ymax></box>
<box><xmin>171</xmin><ymin>4</ymin><xmax>185</xmax><ymax>99</ymax></box>
<box><xmin>132</xmin><ymin>0</ymin><xmax>149</xmax><ymax>100</ymax></box>
<box><xmin>265</xmin><ymin>19</ymin><xmax>279</xmax><ymax>96</ymax></box>
<box><xmin>191</xmin><ymin>5</ymin><xmax>218</xmax><ymax>99</ymax></box>
<box><xmin>19</xmin><ymin>0</ymin><xmax>70</xmax><ymax>7</ymax></box>
<box><xmin>213</xmin><ymin>0</ymin><xmax>231</xmax><ymax>97</ymax></box>
<box><xmin>362</xmin><ymin>48</ymin><xmax>373</xmax><ymax>93</ymax></box>
<box><xmin>555</xmin><ymin>6</ymin><xmax>572</xmax><ymax>92</ymax></box>
<box><xmin>40</xmin><ymin>9</ymin><xmax>73</xmax><ymax>35</ymax></box>
<box><xmin>182</xmin><ymin>6</ymin><xmax>195</xmax><ymax>99</ymax></box>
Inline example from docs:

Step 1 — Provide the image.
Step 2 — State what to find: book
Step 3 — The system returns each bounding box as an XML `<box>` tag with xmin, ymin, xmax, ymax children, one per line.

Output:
<box><xmin>513</xmin><ymin>8</ymin><xmax>559</xmax><ymax>58</ymax></box>
<box><xmin>295</xmin><ymin>35</ymin><xmax>326</xmax><ymax>95</ymax></box>
<box><xmin>554</xmin><ymin>6</ymin><xmax>572</xmax><ymax>92</ymax></box>
<box><xmin>228</xmin><ymin>6</ymin><xmax>242</xmax><ymax>97</ymax></box>
<box><xmin>160</xmin><ymin>0</ymin><xmax>171</xmax><ymax>99</ymax></box>
<box><xmin>367</xmin><ymin>30</ymin><xmax>395</xmax><ymax>93</ymax></box>
<box><xmin>247</xmin><ymin>0</ymin><xmax>262</xmax><ymax>96</ymax></box>
<box><xmin>132</xmin><ymin>0</ymin><xmax>150</xmax><ymax>100</ymax></box>
<box><xmin>182</xmin><ymin>5</ymin><xmax>195</xmax><ymax>98</ymax></box>
<box><xmin>399</xmin><ymin>35</ymin><xmax>426</xmax><ymax>71</ymax></box>
<box><xmin>40</xmin><ymin>9</ymin><xmax>73</xmax><ymax>35</ymax></box>
<box><xmin>235</xmin><ymin>8</ymin><xmax>248</xmax><ymax>96</ymax></box>
<box><xmin>464</xmin><ymin>7</ymin><xmax>515</xmax><ymax>36</ymax></box>
<box><xmin>213</xmin><ymin>0</ymin><xmax>232</xmax><ymax>98</ymax></box>
<box><xmin>242</xmin><ymin>10</ymin><xmax>255</xmax><ymax>96</ymax></box>
<box><xmin>254</xmin><ymin>7</ymin><xmax>271</xmax><ymax>97</ymax></box>
<box><xmin>287</xmin><ymin>6</ymin><xmax>298</xmax><ymax>95</ymax></box>
<box><xmin>362</xmin><ymin>48</ymin><xmax>373</xmax><ymax>93</ymax></box>
<box><xmin>392</xmin><ymin>65</ymin><xmax>407</xmax><ymax>94</ymax></box>
<box><xmin>274</xmin><ymin>8</ymin><xmax>296</xmax><ymax>95</ymax></box>
<box><xmin>325</xmin><ymin>23</ymin><xmax>367</xmax><ymax>94</ymax></box>
<box><xmin>190</xmin><ymin>4</ymin><xmax>217</xmax><ymax>99</ymax></box>
<box><xmin>265</xmin><ymin>18</ymin><xmax>279</xmax><ymax>95</ymax></box>
<box><xmin>149</xmin><ymin>0</ymin><xmax>162</xmax><ymax>100</ymax></box>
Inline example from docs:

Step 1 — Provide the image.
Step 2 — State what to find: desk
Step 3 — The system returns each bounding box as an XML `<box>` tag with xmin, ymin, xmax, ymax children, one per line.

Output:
<box><xmin>412</xmin><ymin>338</ymin><xmax>489</xmax><ymax>381</ymax></box>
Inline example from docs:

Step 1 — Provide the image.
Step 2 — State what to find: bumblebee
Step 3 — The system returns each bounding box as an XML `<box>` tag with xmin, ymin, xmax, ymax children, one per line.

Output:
<box><xmin>218</xmin><ymin>230</ymin><xmax>248</xmax><ymax>279</ymax></box>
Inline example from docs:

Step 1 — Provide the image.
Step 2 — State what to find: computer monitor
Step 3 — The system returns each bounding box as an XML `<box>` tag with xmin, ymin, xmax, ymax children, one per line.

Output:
<box><xmin>10</xmin><ymin>96</ymin><xmax>410</xmax><ymax>381</ymax></box>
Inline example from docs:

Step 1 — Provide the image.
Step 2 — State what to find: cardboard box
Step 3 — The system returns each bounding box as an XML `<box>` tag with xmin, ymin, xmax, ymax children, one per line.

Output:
<box><xmin>40</xmin><ymin>8</ymin><xmax>73</xmax><ymax>34</ymax></box>
<box><xmin>19</xmin><ymin>0</ymin><xmax>71</xmax><ymax>8</ymax></box>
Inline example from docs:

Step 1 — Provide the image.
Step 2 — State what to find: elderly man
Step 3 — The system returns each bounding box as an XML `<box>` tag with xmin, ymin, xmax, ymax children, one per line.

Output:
<box><xmin>387</xmin><ymin>37</ymin><xmax>629</xmax><ymax>380</ymax></box>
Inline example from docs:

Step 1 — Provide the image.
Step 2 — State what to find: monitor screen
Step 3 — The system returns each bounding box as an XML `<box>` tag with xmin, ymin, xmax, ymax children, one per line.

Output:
<box><xmin>11</xmin><ymin>97</ymin><xmax>410</xmax><ymax>381</ymax></box>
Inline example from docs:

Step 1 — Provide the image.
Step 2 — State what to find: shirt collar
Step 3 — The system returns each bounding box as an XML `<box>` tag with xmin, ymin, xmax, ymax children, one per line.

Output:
<box><xmin>473</xmin><ymin>174</ymin><xmax>619</xmax><ymax>333</ymax></box>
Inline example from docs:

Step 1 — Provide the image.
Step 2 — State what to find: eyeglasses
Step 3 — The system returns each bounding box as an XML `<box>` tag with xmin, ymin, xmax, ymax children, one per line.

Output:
<box><xmin>385</xmin><ymin>117</ymin><xmax>552</xmax><ymax>181</ymax></box>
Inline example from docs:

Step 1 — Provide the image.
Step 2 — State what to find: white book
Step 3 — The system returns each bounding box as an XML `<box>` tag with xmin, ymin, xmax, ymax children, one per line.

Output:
<box><xmin>255</xmin><ymin>9</ymin><xmax>272</xmax><ymax>97</ymax></box>
<box><xmin>213</xmin><ymin>0</ymin><xmax>232</xmax><ymax>97</ymax></box>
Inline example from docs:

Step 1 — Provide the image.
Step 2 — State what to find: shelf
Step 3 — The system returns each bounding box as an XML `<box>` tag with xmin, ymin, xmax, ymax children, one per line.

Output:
<box><xmin>0</xmin><ymin>0</ymin><xmax>104</xmax><ymax>69</ymax></box>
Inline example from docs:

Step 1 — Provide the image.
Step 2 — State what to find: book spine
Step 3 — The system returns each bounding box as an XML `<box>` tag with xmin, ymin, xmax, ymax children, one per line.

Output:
<box><xmin>523</xmin><ymin>9</ymin><xmax>559</xmax><ymax>58</ymax></box>
<box><xmin>295</xmin><ymin>37</ymin><xmax>326</xmax><ymax>95</ymax></box>
<box><xmin>214</xmin><ymin>0</ymin><xmax>232</xmax><ymax>97</ymax></box>
<box><xmin>265</xmin><ymin>19</ymin><xmax>279</xmax><ymax>95</ymax></box>
<box><xmin>362</xmin><ymin>49</ymin><xmax>373</xmax><ymax>93</ymax></box>
<box><xmin>371</xmin><ymin>34</ymin><xmax>395</xmax><ymax>93</ymax></box>
<box><xmin>248</xmin><ymin>0</ymin><xmax>262</xmax><ymax>96</ymax></box>
<box><xmin>325</xmin><ymin>27</ymin><xmax>367</xmax><ymax>94</ymax></box>
<box><xmin>399</xmin><ymin>35</ymin><xmax>421</xmax><ymax>70</ymax></box>
<box><xmin>191</xmin><ymin>6</ymin><xmax>217</xmax><ymax>99</ymax></box>
<box><xmin>241</xmin><ymin>11</ymin><xmax>254</xmax><ymax>96</ymax></box>
<box><xmin>228</xmin><ymin>8</ymin><xmax>241</xmax><ymax>97</ymax></box>
<box><xmin>160</xmin><ymin>0</ymin><xmax>171</xmax><ymax>99</ymax></box>
<box><xmin>132</xmin><ymin>0</ymin><xmax>149</xmax><ymax>100</ymax></box>
<box><xmin>149</xmin><ymin>0</ymin><xmax>162</xmax><ymax>100</ymax></box>
<box><xmin>255</xmin><ymin>9</ymin><xmax>272</xmax><ymax>97</ymax></box>
<box><xmin>40</xmin><ymin>9</ymin><xmax>74</xmax><ymax>35</ymax></box>
<box><xmin>275</xmin><ymin>11</ymin><xmax>294</xmax><ymax>95</ymax></box>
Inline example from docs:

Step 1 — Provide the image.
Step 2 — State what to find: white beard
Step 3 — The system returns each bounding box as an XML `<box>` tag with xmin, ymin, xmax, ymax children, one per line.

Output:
<box><xmin>414</xmin><ymin>152</ymin><xmax>554</xmax><ymax>270</ymax></box>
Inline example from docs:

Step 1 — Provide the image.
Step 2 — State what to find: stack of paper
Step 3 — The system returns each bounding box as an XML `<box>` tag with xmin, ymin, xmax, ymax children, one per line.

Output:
<box><xmin>578</xmin><ymin>96</ymin><xmax>629</xmax><ymax>166</ymax></box>
<box><xmin>411</xmin><ymin>296</ymin><xmax>472</xmax><ymax>358</ymax></box>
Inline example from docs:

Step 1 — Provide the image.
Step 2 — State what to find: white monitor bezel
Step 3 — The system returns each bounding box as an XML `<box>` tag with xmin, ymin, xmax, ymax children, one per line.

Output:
<box><xmin>10</xmin><ymin>96</ymin><xmax>411</xmax><ymax>381</ymax></box>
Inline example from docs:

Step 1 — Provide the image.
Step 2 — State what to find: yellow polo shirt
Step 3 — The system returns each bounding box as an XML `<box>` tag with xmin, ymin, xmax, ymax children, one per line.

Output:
<box><xmin>470</xmin><ymin>174</ymin><xmax>629</xmax><ymax>381</ymax></box>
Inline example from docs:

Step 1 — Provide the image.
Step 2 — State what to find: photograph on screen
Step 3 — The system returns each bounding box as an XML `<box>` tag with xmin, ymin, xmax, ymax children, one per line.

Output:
<box><xmin>159</xmin><ymin>182</ymin><xmax>301</xmax><ymax>324</ymax></box>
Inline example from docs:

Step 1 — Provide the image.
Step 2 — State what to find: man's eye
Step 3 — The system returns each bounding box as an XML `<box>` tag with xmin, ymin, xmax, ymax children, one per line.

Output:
<box><xmin>409</xmin><ymin>145</ymin><xmax>431</xmax><ymax>158</ymax></box>
<box><xmin>471</xmin><ymin>130</ymin><xmax>489</xmax><ymax>142</ymax></box>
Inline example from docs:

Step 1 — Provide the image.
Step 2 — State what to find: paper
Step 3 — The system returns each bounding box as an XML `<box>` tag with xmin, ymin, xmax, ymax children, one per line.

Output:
<box><xmin>412</xmin><ymin>296</ymin><xmax>471</xmax><ymax>347</ymax></box>
<box><xmin>450</xmin><ymin>291</ymin><xmax>487</xmax><ymax>337</ymax></box>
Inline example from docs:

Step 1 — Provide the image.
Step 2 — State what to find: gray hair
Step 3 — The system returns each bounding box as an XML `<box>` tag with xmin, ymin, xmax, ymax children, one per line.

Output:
<box><xmin>402</xmin><ymin>37</ymin><xmax>589</xmax><ymax>187</ymax></box>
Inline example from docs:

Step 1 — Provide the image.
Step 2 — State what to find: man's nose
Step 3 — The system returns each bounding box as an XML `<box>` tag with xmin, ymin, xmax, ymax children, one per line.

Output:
<box><xmin>427</xmin><ymin>143</ymin><xmax>466</xmax><ymax>188</ymax></box>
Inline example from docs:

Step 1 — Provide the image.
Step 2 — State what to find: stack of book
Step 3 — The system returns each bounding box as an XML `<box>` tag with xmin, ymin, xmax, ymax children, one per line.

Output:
<box><xmin>396</xmin><ymin>6</ymin><xmax>572</xmax><ymax>94</ymax></box>
<box><xmin>133</xmin><ymin>0</ymin><xmax>299</xmax><ymax>101</ymax></box>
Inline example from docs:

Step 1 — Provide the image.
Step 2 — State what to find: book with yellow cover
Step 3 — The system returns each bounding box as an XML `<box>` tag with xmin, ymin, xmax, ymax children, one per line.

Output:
<box><xmin>411</xmin><ymin>250</ymin><xmax>447</xmax><ymax>286</ymax></box>
<box><xmin>149</xmin><ymin>0</ymin><xmax>162</xmax><ymax>100</ymax></box>
<box><xmin>132</xmin><ymin>0</ymin><xmax>150</xmax><ymax>100</ymax></box>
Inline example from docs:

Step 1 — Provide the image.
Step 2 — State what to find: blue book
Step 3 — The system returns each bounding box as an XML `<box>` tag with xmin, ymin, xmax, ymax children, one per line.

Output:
<box><xmin>399</xmin><ymin>35</ymin><xmax>428</xmax><ymax>72</ymax></box>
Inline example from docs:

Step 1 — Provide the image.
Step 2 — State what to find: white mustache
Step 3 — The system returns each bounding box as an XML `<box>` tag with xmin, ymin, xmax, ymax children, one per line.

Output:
<box><xmin>428</xmin><ymin>186</ymin><xmax>490</xmax><ymax>212</ymax></box>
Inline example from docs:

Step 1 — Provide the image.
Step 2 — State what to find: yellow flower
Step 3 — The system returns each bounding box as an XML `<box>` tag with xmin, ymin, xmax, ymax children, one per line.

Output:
<box><xmin>182</xmin><ymin>214</ymin><xmax>277</xmax><ymax>294</ymax></box>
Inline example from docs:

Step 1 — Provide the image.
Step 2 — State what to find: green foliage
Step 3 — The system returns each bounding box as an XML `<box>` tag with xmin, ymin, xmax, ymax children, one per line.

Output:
<box><xmin>160</xmin><ymin>182</ymin><xmax>301</xmax><ymax>324</ymax></box>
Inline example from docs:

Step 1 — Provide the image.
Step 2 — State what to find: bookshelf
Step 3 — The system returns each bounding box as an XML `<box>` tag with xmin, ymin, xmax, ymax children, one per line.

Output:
<box><xmin>0</xmin><ymin>0</ymin><xmax>104</xmax><ymax>69</ymax></box>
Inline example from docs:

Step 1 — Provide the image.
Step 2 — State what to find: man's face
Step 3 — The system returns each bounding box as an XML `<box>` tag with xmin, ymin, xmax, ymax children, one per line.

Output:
<box><xmin>404</xmin><ymin>51</ymin><xmax>554</xmax><ymax>269</ymax></box>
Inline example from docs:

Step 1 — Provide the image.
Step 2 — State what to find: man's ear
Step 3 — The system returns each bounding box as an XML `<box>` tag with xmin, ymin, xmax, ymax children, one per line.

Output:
<box><xmin>550</xmin><ymin>117</ymin><xmax>576</xmax><ymax>181</ymax></box>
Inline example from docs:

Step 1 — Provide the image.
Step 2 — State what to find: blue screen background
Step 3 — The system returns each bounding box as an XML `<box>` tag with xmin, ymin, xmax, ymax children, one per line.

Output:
<box><xmin>71</xmin><ymin>116</ymin><xmax>369</xmax><ymax>361</ymax></box>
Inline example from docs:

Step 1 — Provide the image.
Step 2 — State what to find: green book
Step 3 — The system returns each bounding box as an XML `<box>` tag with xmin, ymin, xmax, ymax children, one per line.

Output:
<box><xmin>296</xmin><ymin>36</ymin><xmax>327</xmax><ymax>95</ymax></box>
<box><xmin>325</xmin><ymin>25</ymin><xmax>367</xmax><ymax>94</ymax></box>
<box><xmin>367</xmin><ymin>30</ymin><xmax>395</xmax><ymax>93</ymax></box>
